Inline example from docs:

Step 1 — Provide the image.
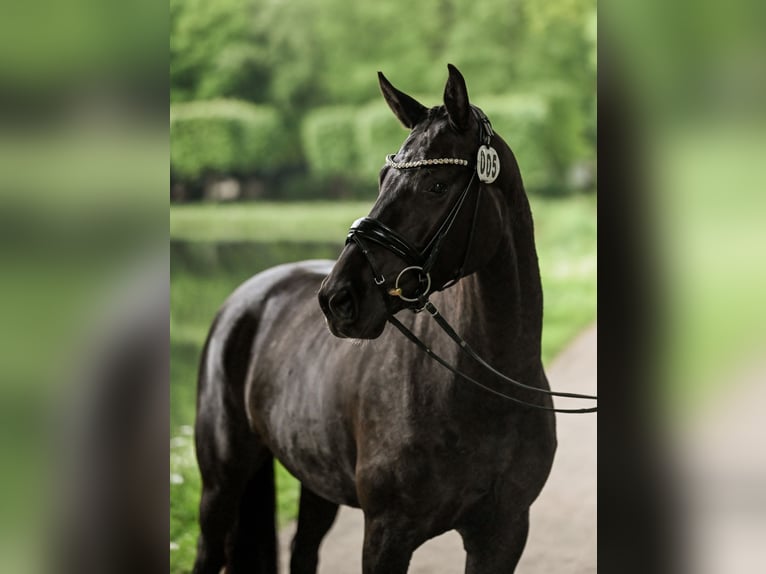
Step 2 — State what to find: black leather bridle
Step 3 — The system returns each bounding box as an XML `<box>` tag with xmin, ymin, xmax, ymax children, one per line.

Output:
<box><xmin>347</xmin><ymin>166</ymin><xmax>479</xmax><ymax>307</ymax></box>
<box><xmin>346</xmin><ymin>107</ymin><xmax>597</xmax><ymax>414</ymax></box>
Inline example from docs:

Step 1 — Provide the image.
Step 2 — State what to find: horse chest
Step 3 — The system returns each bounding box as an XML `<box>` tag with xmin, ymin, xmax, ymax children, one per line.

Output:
<box><xmin>355</xmin><ymin>406</ymin><xmax>523</xmax><ymax>512</ymax></box>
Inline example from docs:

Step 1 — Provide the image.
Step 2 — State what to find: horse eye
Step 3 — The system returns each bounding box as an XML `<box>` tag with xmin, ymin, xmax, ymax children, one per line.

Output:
<box><xmin>429</xmin><ymin>182</ymin><xmax>447</xmax><ymax>194</ymax></box>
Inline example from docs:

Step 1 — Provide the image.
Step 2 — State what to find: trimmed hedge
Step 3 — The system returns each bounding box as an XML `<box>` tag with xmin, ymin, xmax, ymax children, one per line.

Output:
<box><xmin>170</xmin><ymin>99</ymin><xmax>290</xmax><ymax>181</ymax></box>
<box><xmin>482</xmin><ymin>90</ymin><xmax>589</xmax><ymax>193</ymax></box>
<box><xmin>300</xmin><ymin>90</ymin><xmax>589</xmax><ymax>194</ymax></box>
<box><xmin>479</xmin><ymin>95</ymin><xmax>552</xmax><ymax>192</ymax></box>
<box><xmin>541</xmin><ymin>88</ymin><xmax>590</xmax><ymax>183</ymax></box>
<box><xmin>355</xmin><ymin>101</ymin><xmax>411</xmax><ymax>181</ymax></box>
<box><xmin>300</xmin><ymin>102</ymin><xmax>412</xmax><ymax>183</ymax></box>
<box><xmin>300</xmin><ymin>107</ymin><xmax>358</xmax><ymax>178</ymax></box>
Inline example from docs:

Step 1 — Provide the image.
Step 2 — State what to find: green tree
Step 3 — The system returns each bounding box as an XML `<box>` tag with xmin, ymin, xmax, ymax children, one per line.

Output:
<box><xmin>170</xmin><ymin>0</ymin><xmax>269</xmax><ymax>103</ymax></box>
<box><xmin>169</xmin><ymin>0</ymin><xmax>597</xmax><ymax>197</ymax></box>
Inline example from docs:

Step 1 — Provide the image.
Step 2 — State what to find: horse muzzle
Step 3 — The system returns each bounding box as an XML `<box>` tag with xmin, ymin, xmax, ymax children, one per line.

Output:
<box><xmin>319</xmin><ymin>284</ymin><xmax>357</xmax><ymax>325</ymax></box>
<box><xmin>318</xmin><ymin>284</ymin><xmax>384</xmax><ymax>339</ymax></box>
<box><xmin>318</xmin><ymin>252</ymin><xmax>389</xmax><ymax>340</ymax></box>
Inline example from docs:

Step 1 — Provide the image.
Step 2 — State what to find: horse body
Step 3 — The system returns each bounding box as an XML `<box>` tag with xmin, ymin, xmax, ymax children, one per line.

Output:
<box><xmin>193</xmin><ymin>65</ymin><xmax>557</xmax><ymax>574</ymax></box>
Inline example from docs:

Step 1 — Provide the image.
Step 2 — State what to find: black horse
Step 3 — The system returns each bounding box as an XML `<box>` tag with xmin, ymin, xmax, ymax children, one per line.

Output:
<box><xmin>193</xmin><ymin>64</ymin><xmax>558</xmax><ymax>574</ymax></box>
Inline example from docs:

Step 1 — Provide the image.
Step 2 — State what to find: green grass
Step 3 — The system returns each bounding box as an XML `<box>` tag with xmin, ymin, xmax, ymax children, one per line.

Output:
<box><xmin>170</xmin><ymin>201</ymin><xmax>375</xmax><ymax>243</ymax></box>
<box><xmin>531</xmin><ymin>194</ymin><xmax>598</xmax><ymax>363</ymax></box>
<box><xmin>169</xmin><ymin>194</ymin><xmax>597</xmax><ymax>573</ymax></box>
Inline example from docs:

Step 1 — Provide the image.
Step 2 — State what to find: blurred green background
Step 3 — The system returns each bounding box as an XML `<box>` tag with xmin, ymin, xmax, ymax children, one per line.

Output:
<box><xmin>170</xmin><ymin>0</ymin><xmax>597</xmax><ymax>200</ymax></box>
<box><xmin>169</xmin><ymin>0</ymin><xmax>596</xmax><ymax>571</ymax></box>
<box><xmin>0</xmin><ymin>0</ymin><xmax>764</xmax><ymax>570</ymax></box>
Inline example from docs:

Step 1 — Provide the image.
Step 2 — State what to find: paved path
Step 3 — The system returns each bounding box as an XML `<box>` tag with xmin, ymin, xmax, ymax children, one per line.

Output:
<box><xmin>278</xmin><ymin>324</ymin><xmax>597</xmax><ymax>573</ymax></box>
<box><xmin>677</xmin><ymin>357</ymin><xmax>766</xmax><ymax>574</ymax></box>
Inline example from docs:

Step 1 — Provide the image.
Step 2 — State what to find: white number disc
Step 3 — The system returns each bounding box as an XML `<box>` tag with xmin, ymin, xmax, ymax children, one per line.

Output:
<box><xmin>476</xmin><ymin>145</ymin><xmax>500</xmax><ymax>183</ymax></box>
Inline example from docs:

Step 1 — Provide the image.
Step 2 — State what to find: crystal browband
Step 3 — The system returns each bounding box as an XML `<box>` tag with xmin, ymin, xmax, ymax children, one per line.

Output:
<box><xmin>385</xmin><ymin>154</ymin><xmax>470</xmax><ymax>170</ymax></box>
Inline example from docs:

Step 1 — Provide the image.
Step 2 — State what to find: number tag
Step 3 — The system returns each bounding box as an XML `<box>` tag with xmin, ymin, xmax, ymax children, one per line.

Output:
<box><xmin>476</xmin><ymin>145</ymin><xmax>500</xmax><ymax>183</ymax></box>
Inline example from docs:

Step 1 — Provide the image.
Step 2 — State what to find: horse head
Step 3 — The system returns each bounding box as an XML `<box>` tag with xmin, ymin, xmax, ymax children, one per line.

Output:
<box><xmin>319</xmin><ymin>64</ymin><xmax>517</xmax><ymax>339</ymax></box>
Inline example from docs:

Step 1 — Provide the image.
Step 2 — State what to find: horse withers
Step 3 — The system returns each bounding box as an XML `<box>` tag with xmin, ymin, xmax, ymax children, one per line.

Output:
<box><xmin>192</xmin><ymin>64</ymin><xmax>557</xmax><ymax>574</ymax></box>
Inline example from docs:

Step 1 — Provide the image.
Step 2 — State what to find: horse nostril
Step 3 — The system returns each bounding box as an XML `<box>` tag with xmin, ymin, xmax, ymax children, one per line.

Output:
<box><xmin>328</xmin><ymin>288</ymin><xmax>357</xmax><ymax>322</ymax></box>
<box><xmin>318</xmin><ymin>290</ymin><xmax>330</xmax><ymax>315</ymax></box>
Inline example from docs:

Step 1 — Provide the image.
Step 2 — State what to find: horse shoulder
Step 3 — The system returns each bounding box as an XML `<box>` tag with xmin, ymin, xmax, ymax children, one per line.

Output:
<box><xmin>198</xmin><ymin>260</ymin><xmax>334</xmax><ymax>407</ymax></box>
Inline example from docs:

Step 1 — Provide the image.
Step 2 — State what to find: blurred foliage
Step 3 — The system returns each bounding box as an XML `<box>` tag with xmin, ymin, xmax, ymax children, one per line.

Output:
<box><xmin>170</xmin><ymin>99</ymin><xmax>292</xmax><ymax>180</ymax></box>
<box><xmin>481</xmin><ymin>94</ymin><xmax>551</xmax><ymax>191</ymax></box>
<box><xmin>170</xmin><ymin>201</ymin><xmax>374</xmax><ymax>243</ymax></box>
<box><xmin>355</xmin><ymin>101</ymin><xmax>411</xmax><ymax>181</ymax></box>
<box><xmin>170</xmin><ymin>0</ymin><xmax>596</xmax><ymax>197</ymax></box>
<box><xmin>0</xmin><ymin>0</ymin><xmax>165</xmax><ymax>95</ymax></box>
<box><xmin>301</xmin><ymin>107</ymin><xmax>359</xmax><ymax>178</ymax></box>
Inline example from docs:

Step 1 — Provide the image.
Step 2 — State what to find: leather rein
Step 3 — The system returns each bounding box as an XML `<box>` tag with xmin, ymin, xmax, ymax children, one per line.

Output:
<box><xmin>346</xmin><ymin>107</ymin><xmax>597</xmax><ymax>414</ymax></box>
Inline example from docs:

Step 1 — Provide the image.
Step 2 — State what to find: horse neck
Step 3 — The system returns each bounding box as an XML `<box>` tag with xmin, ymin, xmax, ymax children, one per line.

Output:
<box><xmin>456</xmin><ymin>173</ymin><xmax>543</xmax><ymax>379</ymax></box>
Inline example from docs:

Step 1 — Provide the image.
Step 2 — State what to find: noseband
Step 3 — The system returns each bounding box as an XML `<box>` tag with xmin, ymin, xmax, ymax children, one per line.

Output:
<box><xmin>344</xmin><ymin>107</ymin><xmax>598</xmax><ymax>414</ymax></box>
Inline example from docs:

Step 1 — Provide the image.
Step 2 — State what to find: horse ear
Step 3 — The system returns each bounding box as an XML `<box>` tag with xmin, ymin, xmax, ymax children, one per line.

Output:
<box><xmin>378</xmin><ymin>71</ymin><xmax>428</xmax><ymax>129</ymax></box>
<box><xmin>444</xmin><ymin>63</ymin><xmax>470</xmax><ymax>131</ymax></box>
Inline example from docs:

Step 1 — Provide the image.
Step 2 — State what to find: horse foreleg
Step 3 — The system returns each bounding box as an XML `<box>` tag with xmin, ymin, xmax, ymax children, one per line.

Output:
<box><xmin>361</xmin><ymin>514</ymin><xmax>420</xmax><ymax>574</ymax></box>
<box><xmin>460</xmin><ymin>508</ymin><xmax>530</xmax><ymax>574</ymax></box>
<box><xmin>289</xmin><ymin>485</ymin><xmax>339</xmax><ymax>574</ymax></box>
<box><xmin>193</xmin><ymin>481</ymin><xmax>239</xmax><ymax>574</ymax></box>
<box><xmin>193</xmin><ymin>389</ymin><xmax>276</xmax><ymax>574</ymax></box>
<box><xmin>227</xmin><ymin>455</ymin><xmax>278</xmax><ymax>574</ymax></box>
<box><xmin>193</xmin><ymin>452</ymin><xmax>277</xmax><ymax>574</ymax></box>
